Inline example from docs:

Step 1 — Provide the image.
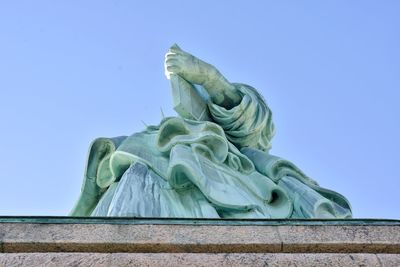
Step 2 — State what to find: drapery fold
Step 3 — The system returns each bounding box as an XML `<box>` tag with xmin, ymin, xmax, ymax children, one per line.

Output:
<box><xmin>208</xmin><ymin>83</ymin><xmax>275</xmax><ymax>152</ymax></box>
<box><xmin>70</xmin><ymin>82</ymin><xmax>352</xmax><ymax>219</ymax></box>
<box><xmin>242</xmin><ymin>147</ymin><xmax>352</xmax><ymax>218</ymax></box>
<box><xmin>71</xmin><ymin>116</ymin><xmax>293</xmax><ymax>218</ymax></box>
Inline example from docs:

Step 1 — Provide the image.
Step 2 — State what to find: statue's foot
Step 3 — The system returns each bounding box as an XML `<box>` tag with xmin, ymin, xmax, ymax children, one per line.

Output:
<box><xmin>164</xmin><ymin>44</ymin><xmax>218</xmax><ymax>85</ymax></box>
<box><xmin>164</xmin><ymin>44</ymin><xmax>240</xmax><ymax>107</ymax></box>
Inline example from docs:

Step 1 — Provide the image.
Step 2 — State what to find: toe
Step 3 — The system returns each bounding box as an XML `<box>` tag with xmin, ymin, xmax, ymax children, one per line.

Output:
<box><xmin>165</xmin><ymin>59</ymin><xmax>180</xmax><ymax>67</ymax></box>
<box><xmin>165</xmin><ymin>51</ymin><xmax>177</xmax><ymax>57</ymax></box>
<box><xmin>165</xmin><ymin>53</ymin><xmax>179</xmax><ymax>61</ymax></box>
<box><xmin>169</xmin><ymin>47</ymin><xmax>185</xmax><ymax>55</ymax></box>
<box><xmin>166</xmin><ymin>65</ymin><xmax>181</xmax><ymax>73</ymax></box>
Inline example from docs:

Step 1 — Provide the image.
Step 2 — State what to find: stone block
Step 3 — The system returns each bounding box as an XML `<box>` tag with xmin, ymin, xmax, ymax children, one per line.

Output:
<box><xmin>0</xmin><ymin>218</ymin><xmax>399</xmax><ymax>266</ymax></box>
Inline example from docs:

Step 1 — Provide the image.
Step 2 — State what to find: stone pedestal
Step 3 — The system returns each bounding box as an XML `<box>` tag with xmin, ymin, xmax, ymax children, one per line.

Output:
<box><xmin>0</xmin><ymin>217</ymin><xmax>399</xmax><ymax>266</ymax></box>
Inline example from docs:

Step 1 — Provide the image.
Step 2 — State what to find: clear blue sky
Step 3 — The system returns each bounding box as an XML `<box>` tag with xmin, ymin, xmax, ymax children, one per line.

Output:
<box><xmin>0</xmin><ymin>1</ymin><xmax>399</xmax><ymax>219</ymax></box>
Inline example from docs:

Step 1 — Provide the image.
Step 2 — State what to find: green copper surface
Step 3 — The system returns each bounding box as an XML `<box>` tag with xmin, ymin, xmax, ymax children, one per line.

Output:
<box><xmin>70</xmin><ymin>44</ymin><xmax>352</xmax><ymax>219</ymax></box>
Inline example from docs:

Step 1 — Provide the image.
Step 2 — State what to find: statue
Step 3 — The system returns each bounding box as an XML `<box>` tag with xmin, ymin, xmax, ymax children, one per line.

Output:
<box><xmin>70</xmin><ymin>45</ymin><xmax>352</xmax><ymax>219</ymax></box>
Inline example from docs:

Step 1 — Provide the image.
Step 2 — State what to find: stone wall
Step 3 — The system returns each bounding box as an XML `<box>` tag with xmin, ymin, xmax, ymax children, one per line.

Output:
<box><xmin>0</xmin><ymin>217</ymin><xmax>399</xmax><ymax>266</ymax></box>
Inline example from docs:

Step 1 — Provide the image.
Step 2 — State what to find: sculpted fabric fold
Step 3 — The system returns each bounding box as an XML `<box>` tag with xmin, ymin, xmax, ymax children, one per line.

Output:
<box><xmin>70</xmin><ymin>45</ymin><xmax>352</xmax><ymax>219</ymax></box>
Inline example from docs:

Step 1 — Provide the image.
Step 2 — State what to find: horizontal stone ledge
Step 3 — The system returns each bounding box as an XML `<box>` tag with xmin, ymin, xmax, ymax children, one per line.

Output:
<box><xmin>0</xmin><ymin>217</ymin><xmax>399</xmax><ymax>254</ymax></box>
<box><xmin>0</xmin><ymin>216</ymin><xmax>399</xmax><ymax>226</ymax></box>
<box><xmin>1</xmin><ymin>253</ymin><xmax>399</xmax><ymax>267</ymax></box>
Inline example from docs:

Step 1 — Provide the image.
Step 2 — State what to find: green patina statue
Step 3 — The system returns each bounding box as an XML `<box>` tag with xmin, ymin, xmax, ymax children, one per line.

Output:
<box><xmin>70</xmin><ymin>45</ymin><xmax>352</xmax><ymax>219</ymax></box>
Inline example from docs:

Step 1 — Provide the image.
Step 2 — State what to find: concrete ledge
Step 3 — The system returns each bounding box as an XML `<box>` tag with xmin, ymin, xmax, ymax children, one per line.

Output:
<box><xmin>0</xmin><ymin>217</ymin><xmax>399</xmax><ymax>266</ymax></box>
<box><xmin>1</xmin><ymin>253</ymin><xmax>400</xmax><ymax>267</ymax></box>
<box><xmin>0</xmin><ymin>217</ymin><xmax>399</xmax><ymax>254</ymax></box>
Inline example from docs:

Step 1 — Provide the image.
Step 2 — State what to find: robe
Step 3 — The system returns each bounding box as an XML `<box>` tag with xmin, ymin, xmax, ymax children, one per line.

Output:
<box><xmin>70</xmin><ymin>83</ymin><xmax>352</xmax><ymax>219</ymax></box>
